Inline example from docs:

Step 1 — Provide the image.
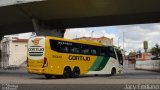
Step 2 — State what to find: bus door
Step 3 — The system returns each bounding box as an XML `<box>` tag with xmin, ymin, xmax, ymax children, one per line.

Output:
<box><xmin>115</xmin><ymin>49</ymin><xmax>123</xmax><ymax>74</ymax></box>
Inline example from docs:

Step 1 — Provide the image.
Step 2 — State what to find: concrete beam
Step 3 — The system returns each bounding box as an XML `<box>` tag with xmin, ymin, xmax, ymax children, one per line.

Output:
<box><xmin>1</xmin><ymin>0</ymin><xmax>160</xmax><ymax>37</ymax></box>
<box><xmin>32</xmin><ymin>18</ymin><xmax>65</xmax><ymax>38</ymax></box>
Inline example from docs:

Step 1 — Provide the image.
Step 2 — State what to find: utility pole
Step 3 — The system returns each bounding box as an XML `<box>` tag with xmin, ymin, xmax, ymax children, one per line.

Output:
<box><xmin>118</xmin><ymin>37</ymin><xmax>120</xmax><ymax>48</ymax></box>
<box><xmin>122</xmin><ymin>32</ymin><xmax>127</xmax><ymax>67</ymax></box>
<box><xmin>123</xmin><ymin>32</ymin><xmax>124</xmax><ymax>50</ymax></box>
<box><xmin>91</xmin><ymin>31</ymin><xmax>94</xmax><ymax>37</ymax></box>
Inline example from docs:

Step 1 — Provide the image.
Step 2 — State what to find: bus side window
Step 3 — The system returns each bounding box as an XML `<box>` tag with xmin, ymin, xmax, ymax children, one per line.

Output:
<box><xmin>74</xmin><ymin>48</ymin><xmax>80</xmax><ymax>54</ymax></box>
<box><xmin>82</xmin><ymin>49</ymin><xmax>89</xmax><ymax>54</ymax></box>
<box><xmin>81</xmin><ymin>45</ymin><xmax>90</xmax><ymax>55</ymax></box>
<box><xmin>100</xmin><ymin>52</ymin><xmax>105</xmax><ymax>56</ymax></box>
<box><xmin>64</xmin><ymin>46</ymin><xmax>69</xmax><ymax>52</ymax></box>
<box><xmin>100</xmin><ymin>47</ymin><xmax>106</xmax><ymax>56</ymax></box>
<box><xmin>91</xmin><ymin>49</ymin><xmax>96</xmax><ymax>55</ymax></box>
<box><xmin>60</xmin><ymin>45</ymin><xmax>63</xmax><ymax>52</ymax></box>
<box><xmin>108</xmin><ymin>47</ymin><xmax>117</xmax><ymax>59</ymax></box>
<box><xmin>116</xmin><ymin>50</ymin><xmax>123</xmax><ymax>65</ymax></box>
<box><xmin>69</xmin><ymin>43</ymin><xmax>80</xmax><ymax>54</ymax></box>
<box><xmin>50</xmin><ymin>39</ymin><xmax>60</xmax><ymax>52</ymax></box>
<box><xmin>59</xmin><ymin>45</ymin><xmax>69</xmax><ymax>53</ymax></box>
<box><xmin>90</xmin><ymin>46</ymin><xmax>98</xmax><ymax>55</ymax></box>
<box><xmin>95</xmin><ymin>47</ymin><xmax>100</xmax><ymax>56</ymax></box>
<box><xmin>70</xmin><ymin>47</ymin><xmax>75</xmax><ymax>53</ymax></box>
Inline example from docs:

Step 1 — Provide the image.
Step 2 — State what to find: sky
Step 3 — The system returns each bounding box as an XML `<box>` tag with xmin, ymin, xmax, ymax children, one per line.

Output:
<box><xmin>65</xmin><ymin>23</ymin><xmax>160</xmax><ymax>54</ymax></box>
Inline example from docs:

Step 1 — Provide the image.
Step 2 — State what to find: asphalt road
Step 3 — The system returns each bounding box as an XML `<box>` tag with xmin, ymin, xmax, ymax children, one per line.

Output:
<box><xmin>0</xmin><ymin>64</ymin><xmax>160</xmax><ymax>90</ymax></box>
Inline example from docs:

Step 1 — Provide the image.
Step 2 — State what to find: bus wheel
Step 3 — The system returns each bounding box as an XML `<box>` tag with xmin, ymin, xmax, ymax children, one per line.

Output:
<box><xmin>45</xmin><ymin>74</ymin><xmax>52</xmax><ymax>79</ymax></box>
<box><xmin>110</xmin><ymin>68</ymin><xmax>116</xmax><ymax>76</ymax></box>
<box><xmin>72</xmin><ymin>67</ymin><xmax>80</xmax><ymax>78</ymax></box>
<box><xmin>54</xmin><ymin>75</ymin><xmax>63</xmax><ymax>78</ymax></box>
<box><xmin>63</xmin><ymin>67</ymin><xmax>71</xmax><ymax>78</ymax></box>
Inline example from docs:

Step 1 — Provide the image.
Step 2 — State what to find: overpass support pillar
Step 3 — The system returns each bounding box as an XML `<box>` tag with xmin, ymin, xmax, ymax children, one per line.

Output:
<box><xmin>32</xmin><ymin>18</ymin><xmax>65</xmax><ymax>38</ymax></box>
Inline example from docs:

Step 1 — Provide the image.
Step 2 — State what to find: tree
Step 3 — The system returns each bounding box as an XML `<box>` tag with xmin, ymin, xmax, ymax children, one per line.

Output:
<box><xmin>150</xmin><ymin>44</ymin><xmax>160</xmax><ymax>59</ymax></box>
<box><xmin>128</xmin><ymin>51</ymin><xmax>137</xmax><ymax>56</ymax></box>
<box><xmin>127</xmin><ymin>51</ymin><xmax>137</xmax><ymax>63</ymax></box>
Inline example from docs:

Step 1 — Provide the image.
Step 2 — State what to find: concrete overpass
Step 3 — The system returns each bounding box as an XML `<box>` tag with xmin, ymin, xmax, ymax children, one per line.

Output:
<box><xmin>0</xmin><ymin>0</ymin><xmax>160</xmax><ymax>38</ymax></box>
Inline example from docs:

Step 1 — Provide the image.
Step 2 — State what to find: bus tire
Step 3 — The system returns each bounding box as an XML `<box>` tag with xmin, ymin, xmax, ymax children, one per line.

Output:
<box><xmin>110</xmin><ymin>68</ymin><xmax>116</xmax><ymax>76</ymax></box>
<box><xmin>72</xmin><ymin>67</ymin><xmax>80</xmax><ymax>78</ymax></box>
<box><xmin>95</xmin><ymin>74</ymin><xmax>98</xmax><ymax>76</ymax></box>
<box><xmin>63</xmin><ymin>67</ymin><xmax>71</xmax><ymax>78</ymax></box>
<box><xmin>45</xmin><ymin>74</ymin><xmax>52</xmax><ymax>79</ymax></box>
<box><xmin>54</xmin><ymin>75</ymin><xmax>63</xmax><ymax>78</ymax></box>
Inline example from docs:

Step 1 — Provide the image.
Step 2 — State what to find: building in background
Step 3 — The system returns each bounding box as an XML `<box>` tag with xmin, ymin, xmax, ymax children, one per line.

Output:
<box><xmin>74</xmin><ymin>36</ymin><xmax>113</xmax><ymax>45</ymax></box>
<box><xmin>1</xmin><ymin>36</ymin><xmax>28</xmax><ymax>68</ymax></box>
<box><xmin>136</xmin><ymin>53</ymin><xmax>152</xmax><ymax>61</ymax></box>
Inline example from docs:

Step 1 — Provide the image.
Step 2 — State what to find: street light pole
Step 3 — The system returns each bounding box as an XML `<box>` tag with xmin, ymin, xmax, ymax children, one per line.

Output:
<box><xmin>123</xmin><ymin>32</ymin><xmax>125</xmax><ymax>50</ymax></box>
<box><xmin>91</xmin><ymin>31</ymin><xmax>94</xmax><ymax>37</ymax></box>
<box><xmin>118</xmin><ymin>37</ymin><xmax>120</xmax><ymax>48</ymax></box>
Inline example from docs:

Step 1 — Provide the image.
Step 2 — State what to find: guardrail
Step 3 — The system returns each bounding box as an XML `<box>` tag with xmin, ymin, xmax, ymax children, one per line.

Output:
<box><xmin>135</xmin><ymin>60</ymin><xmax>160</xmax><ymax>72</ymax></box>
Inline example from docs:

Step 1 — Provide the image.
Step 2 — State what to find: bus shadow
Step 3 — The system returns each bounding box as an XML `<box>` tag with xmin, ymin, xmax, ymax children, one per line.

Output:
<box><xmin>30</xmin><ymin>74</ymin><xmax>113</xmax><ymax>80</ymax></box>
<box><xmin>31</xmin><ymin>76</ymin><xmax>91</xmax><ymax>80</ymax></box>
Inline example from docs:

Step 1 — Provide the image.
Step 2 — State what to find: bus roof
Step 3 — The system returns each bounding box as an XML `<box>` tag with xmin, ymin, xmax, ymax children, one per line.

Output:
<box><xmin>46</xmin><ymin>36</ymin><xmax>113</xmax><ymax>47</ymax></box>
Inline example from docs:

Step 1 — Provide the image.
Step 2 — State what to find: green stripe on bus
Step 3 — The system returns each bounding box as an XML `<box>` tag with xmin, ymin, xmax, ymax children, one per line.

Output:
<box><xmin>89</xmin><ymin>56</ymin><xmax>110</xmax><ymax>71</ymax></box>
<box><xmin>95</xmin><ymin>57</ymin><xmax>109</xmax><ymax>71</ymax></box>
<box><xmin>89</xmin><ymin>56</ymin><xmax>104</xmax><ymax>71</ymax></box>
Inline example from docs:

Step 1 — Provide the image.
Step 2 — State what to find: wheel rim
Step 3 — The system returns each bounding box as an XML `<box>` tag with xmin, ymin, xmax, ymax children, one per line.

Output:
<box><xmin>64</xmin><ymin>72</ymin><xmax>70</xmax><ymax>78</ymax></box>
<box><xmin>74</xmin><ymin>73</ymin><xmax>79</xmax><ymax>78</ymax></box>
<box><xmin>45</xmin><ymin>75</ymin><xmax>52</xmax><ymax>79</ymax></box>
<box><xmin>111</xmin><ymin>69</ymin><xmax>116</xmax><ymax>76</ymax></box>
<box><xmin>63</xmin><ymin>68</ymin><xmax>71</xmax><ymax>78</ymax></box>
<box><xmin>73</xmin><ymin>68</ymin><xmax>80</xmax><ymax>78</ymax></box>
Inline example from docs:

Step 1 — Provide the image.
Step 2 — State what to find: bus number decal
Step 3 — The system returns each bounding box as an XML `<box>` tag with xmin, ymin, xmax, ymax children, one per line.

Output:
<box><xmin>53</xmin><ymin>55</ymin><xmax>62</xmax><ymax>58</ymax></box>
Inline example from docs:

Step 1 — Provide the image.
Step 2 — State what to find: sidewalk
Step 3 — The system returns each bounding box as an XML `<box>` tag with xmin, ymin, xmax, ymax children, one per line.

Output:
<box><xmin>124</xmin><ymin>63</ymin><xmax>135</xmax><ymax>70</ymax></box>
<box><xmin>0</xmin><ymin>67</ymin><xmax>27</xmax><ymax>73</ymax></box>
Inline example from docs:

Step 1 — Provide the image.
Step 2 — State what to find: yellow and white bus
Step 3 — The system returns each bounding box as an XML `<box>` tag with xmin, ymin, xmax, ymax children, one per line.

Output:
<box><xmin>27</xmin><ymin>36</ymin><xmax>123</xmax><ymax>79</ymax></box>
